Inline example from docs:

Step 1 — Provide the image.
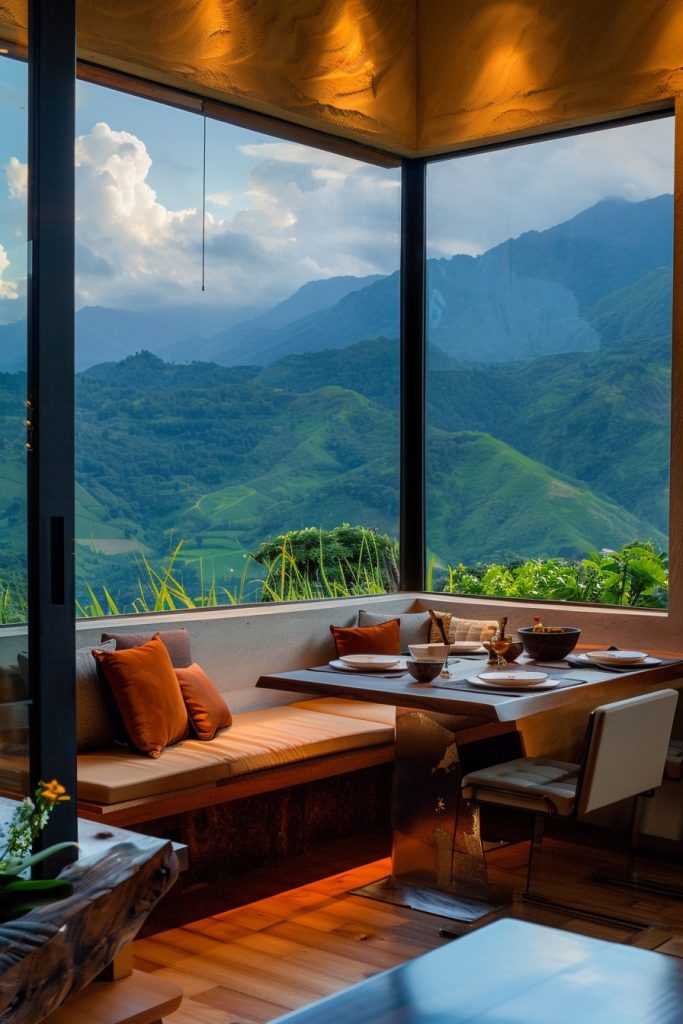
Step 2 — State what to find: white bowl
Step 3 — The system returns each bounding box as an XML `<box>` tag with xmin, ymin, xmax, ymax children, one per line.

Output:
<box><xmin>409</xmin><ymin>643</ymin><xmax>450</xmax><ymax>662</ymax></box>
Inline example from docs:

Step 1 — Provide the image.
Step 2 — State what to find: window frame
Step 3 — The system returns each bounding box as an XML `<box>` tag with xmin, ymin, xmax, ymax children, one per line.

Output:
<box><xmin>419</xmin><ymin>102</ymin><xmax>683</xmax><ymax>653</ymax></box>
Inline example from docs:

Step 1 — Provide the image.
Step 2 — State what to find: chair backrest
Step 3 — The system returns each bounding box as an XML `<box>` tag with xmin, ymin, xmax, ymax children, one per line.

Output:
<box><xmin>577</xmin><ymin>689</ymin><xmax>678</xmax><ymax>816</ymax></box>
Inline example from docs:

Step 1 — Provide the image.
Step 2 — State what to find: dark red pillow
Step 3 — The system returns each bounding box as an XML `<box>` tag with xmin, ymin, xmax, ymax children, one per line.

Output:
<box><xmin>175</xmin><ymin>663</ymin><xmax>232</xmax><ymax>741</ymax></box>
<box><xmin>330</xmin><ymin>618</ymin><xmax>401</xmax><ymax>657</ymax></box>
<box><xmin>94</xmin><ymin>634</ymin><xmax>189</xmax><ymax>757</ymax></box>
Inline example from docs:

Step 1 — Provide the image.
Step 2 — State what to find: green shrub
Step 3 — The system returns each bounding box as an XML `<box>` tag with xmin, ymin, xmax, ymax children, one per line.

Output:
<box><xmin>440</xmin><ymin>540</ymin><xmax>668</xmax><ymax>608</ymax></box>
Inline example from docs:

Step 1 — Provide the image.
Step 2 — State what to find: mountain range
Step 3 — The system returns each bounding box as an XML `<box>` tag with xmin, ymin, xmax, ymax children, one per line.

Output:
<box><xmin>0</xmin><ymin>193</ymin><xmax>672</xmax><ymax>603</ymax></box>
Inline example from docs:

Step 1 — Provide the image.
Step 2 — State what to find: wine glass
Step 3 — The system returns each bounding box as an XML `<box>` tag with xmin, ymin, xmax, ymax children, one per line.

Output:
<box><xmin>490</xmin><ymin>634</ymin><xmax>511</xmax><ymax>669</ymax></box>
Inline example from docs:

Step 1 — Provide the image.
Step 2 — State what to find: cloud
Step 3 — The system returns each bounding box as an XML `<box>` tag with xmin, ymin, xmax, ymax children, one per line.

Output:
<box><xmin>5</xmin><ymin>156</ymin><xmax>26</xmax><ymax>201</ymax></box>
<box><xmin>73</xmin><ymin>122</ymin><xmax>401</xmax><ymax>314</ymax></box>
<box><xmin>0</xmin><ymin>244</ymin><xmax>18</xmax><ymax>300</ymax></box>
<box><xmin>427</xmin><ymin>116</ymin><xmax>674</xmax><ymax>258</ymax></box>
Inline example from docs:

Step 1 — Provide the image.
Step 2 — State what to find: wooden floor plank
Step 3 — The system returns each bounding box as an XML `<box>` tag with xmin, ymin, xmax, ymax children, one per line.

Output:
<box><xmin>135</xmin><ymin>834</ymin><xmax>683</xmax><ymax>1024</ymax></box>
<box><xmin>191</xmin><ymin>984</ymin><xmax>292</xmax><ymax>1023</ymax></box>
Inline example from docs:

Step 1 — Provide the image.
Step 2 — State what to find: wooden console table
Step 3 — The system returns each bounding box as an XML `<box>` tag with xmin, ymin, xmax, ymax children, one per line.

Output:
<box><xmin>0</xmin><ymin>803</ymin><xmax>184</xmax><ymax>1024</ymax></box>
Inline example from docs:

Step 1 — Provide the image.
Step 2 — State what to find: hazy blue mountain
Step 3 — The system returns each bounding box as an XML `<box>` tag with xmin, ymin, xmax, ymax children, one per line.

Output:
<box><xmin>0</xmin><ymin>319</ymin><xmax>26</xmax><ymax>372</ymax></box>
<box><xmin>173</xmin><ymin>272</ymin><xmax>387</xmax><ymax>365</ymax></box>
<box><xmin>193</xmin><ymin>193</ymin><xmax>672</xmax><ymax>367</ymax></box>
<box><xmin>74</xmin><ymin>303</ymin><xmax>259</xmax><ymax>371</ymax></box>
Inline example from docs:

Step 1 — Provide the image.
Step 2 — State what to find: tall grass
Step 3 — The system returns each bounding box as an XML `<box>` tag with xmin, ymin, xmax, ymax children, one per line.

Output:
<box><xmin>73</xmin><ymin>527</ymin><xmax>395</xmax><ymax>616</ymax></box>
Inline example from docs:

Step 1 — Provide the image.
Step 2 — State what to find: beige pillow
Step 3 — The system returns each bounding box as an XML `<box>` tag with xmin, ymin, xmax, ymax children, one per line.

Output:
<box><xmin>428</xmin><ymin>613</ymin><xmax>498</xmax><ymax>644</ymax></box>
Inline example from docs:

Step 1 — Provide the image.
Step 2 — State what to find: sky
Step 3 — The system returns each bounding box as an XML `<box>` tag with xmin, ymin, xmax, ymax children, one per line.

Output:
<box><xmin>0</xmin><ymin>54</ymin><xmax>675</xmax><ymax>325</ymax></box>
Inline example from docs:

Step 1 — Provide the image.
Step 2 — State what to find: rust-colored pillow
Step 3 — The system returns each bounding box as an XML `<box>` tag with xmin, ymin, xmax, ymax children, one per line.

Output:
<box><xmin>175</xmin><ymin>663</ymin><xmax>232</xmax><ymax>741</ymax></box>
<box><xmin>93</xmin><ymin>634</ymin><xmax>189</xmax><ymax>758</ymax></box>
<box><xmin>330</xmin><ymin>619</ymin><xmax>401</xmax><ymax>657</ymax></box>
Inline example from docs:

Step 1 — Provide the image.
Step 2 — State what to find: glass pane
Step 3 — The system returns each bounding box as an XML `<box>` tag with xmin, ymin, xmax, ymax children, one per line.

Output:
<box><xmin>0</xmin><ymin>50</ymin><xmax>29</xmax><ymax>793</ymax></box>
<box><xmin>74</xmin><ymin>83</ymin><xmax>401</xmax><ymax>613</ymax></box>
<box><xmin>426</xmin><ymin>117</ymin><xmax>673</xmax><ymax>608</ymax></box>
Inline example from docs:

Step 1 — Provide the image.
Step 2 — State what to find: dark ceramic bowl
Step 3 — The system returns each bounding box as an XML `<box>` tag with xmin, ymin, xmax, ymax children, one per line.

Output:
<box><xmin>517</xmin><ymin>626</ymin><xmax>581</xmax><ymax>661</ymax></box>
<box><xmin>406</xmin><ymin>658</ymin><xmax>444</xmax><ymax>683</ymax></box>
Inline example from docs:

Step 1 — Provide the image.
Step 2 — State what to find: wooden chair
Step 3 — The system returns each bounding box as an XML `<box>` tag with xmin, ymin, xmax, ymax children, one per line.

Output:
<box><xmin>460</xmin><ymin>689</ymin><xmax>678</xmax><ymax>925</ymax></box>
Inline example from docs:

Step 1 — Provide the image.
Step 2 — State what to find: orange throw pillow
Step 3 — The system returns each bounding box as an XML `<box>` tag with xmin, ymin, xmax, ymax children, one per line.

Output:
<box><xmin>94</xmin><ymin>634</ymin><xmax>189</xmax><ymax>758</ymax></box>
<box><xmin>175</xmin><ymin>663</ymin><xmax>232</xmax><ymax>740</ymax></box>
<box><xmin>330</xmin><ymin>618</ymin><xmax>401</xmax><ymax>657</ymax></box>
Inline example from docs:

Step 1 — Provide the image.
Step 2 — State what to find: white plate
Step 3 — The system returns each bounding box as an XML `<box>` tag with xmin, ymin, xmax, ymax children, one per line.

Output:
<box><xmin>585</xmin><ymin>649</ymin><xmax>648</xmax><ymax>666</ymax></box>
<box><xmin>332</xmin><ymin>657</ymin><xmax>406</xmax><ymax>672</ymax></box>
<box><xmin>469</xmin><ymin>675</ymin><xmax>558</xmax><ymax>690</ymax></box>
<box><xmin>575</xmin><ymin>652</ymin><xmax>661</xmax><ymax>668</ymax></box>
<box><xmin>449</xmin><ymin>641</ymin><xmax>485</xmax><ymax>654</ymax></box>
<box><xmin>339</xmin><ymin>653</ymin><xmax>401</xmax><ymax>669</ymax></box>
<box><xmin>476</xmin><ymin>669</ymin><xmax>549</xmax><ymax>687</ymax></box>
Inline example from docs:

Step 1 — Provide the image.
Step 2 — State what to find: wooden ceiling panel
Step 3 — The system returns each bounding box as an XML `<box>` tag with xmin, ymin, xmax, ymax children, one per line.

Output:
<box><xmin>417</xmin><ymin>0</ymin><xmax>683</xmax><ymax>155</ymax></box>
<box><xmin>0</xmin><ymin>0</ymin><xmax>416</xmax><ymax>154</ymax></box>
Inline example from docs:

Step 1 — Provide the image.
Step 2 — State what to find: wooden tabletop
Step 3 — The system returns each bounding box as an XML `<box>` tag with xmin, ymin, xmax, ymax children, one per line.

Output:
<box><xmin>256</xmin><ymin>656</ymin><xmax>683</xmax><ymax>722</ymax></box>
<box><xmin>270</xmin><ymin>917</ymin><xmax>683</xmax><ymax>1024</ymax></box>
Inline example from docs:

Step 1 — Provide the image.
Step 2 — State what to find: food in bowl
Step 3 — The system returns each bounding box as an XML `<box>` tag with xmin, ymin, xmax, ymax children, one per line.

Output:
<box><xmin>517</xmin><ymin>626</ymin><xmax>581</xmax><ymax>660</ymax></box>
<box><xmin>409</xmin><ymin>643</ymin><xmax>450</xmax><ymax>662</ymax></box>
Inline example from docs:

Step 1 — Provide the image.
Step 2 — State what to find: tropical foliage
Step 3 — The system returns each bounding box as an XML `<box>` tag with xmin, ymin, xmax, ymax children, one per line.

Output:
<box><xmin>253</xmin><ymin>525</ymin><xmax>398</xmax><ymax>601</ymax></box>
<box><xmin>440</xmin><ymin>540</ymin><xmax>668</xmax><ymax>608</ymax></box>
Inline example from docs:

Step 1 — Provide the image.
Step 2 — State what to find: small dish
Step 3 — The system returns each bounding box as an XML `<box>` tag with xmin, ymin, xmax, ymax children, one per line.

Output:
<box><xmin>339</xmin><ymin>654</ymin><xmax>401</xmax><ymax>670</ymax></box>
<box><xmin>476</xmin><ymin>669</ymin><xmax>548</xmax><ymax>687</ymax></box>
<box><xmin>449</xmin><ymin>641</ymin><xmax>485</xmax><ymax>654</ymax></box>
<box><xmin>469</xmin><ymin>675</ymin><xmax>558</xmax><ymax>690</ymax></box>
<box><xmin>329</xmin><ymin>658</ymin><xmax>407</xmax><ymax>672</ymax></box>
<box><xmin>585</xmin><ymin>650</ymin><xmax>648</xmax><ymax>666</ymax></box>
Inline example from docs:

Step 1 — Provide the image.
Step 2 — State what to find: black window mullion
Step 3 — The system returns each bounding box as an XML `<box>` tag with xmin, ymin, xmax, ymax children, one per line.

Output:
<box><xmin>27</xmin><ymin>0</ymin><xmax>77</xmax><ymax>860</ymax></box>
<box><xmin>399</xmin><ymin>158</ymin><xmax>427</xmax><ymax>591</ymax></box>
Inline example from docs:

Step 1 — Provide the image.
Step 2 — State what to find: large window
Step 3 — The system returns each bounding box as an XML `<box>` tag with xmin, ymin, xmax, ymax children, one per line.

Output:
<box><xmin>0</xmin><ymin>51</ymin><xmax>29</xmax><ymax>789</ymax></box>
<box><xmin>425</xmin><ymin>117</ymin><xmax>674</xmax><ymax>608</ymax></box>
<box><xmin>73</xmin><ymin>83</ymin><xmax>401</xmax><ymax>613</ymax></box>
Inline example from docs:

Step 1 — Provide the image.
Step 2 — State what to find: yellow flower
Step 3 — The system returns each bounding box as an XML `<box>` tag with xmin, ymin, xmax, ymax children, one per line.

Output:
<box><xmin>40</xmin><ymin>779</ymin><xmax>70</xmax><ymax>805</ymax></box>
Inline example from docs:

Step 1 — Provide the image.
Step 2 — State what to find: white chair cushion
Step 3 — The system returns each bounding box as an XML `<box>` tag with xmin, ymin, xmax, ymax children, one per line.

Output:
<box><xmin>461</xmin><ymin>758</ymin><xmax>580</xmax><ymax>816</ymax></box>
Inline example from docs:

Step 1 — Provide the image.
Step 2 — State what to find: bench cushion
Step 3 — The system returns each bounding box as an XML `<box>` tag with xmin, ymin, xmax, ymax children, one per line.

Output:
<box><xmin>77</xmin><ymin>706</ymin><xmax>393</xmax><ymax>804</ymax></box>
<box><xmin>291</xmin><ymin>697</ymin><xmax>396</xmax><ymax>727</ymax></box>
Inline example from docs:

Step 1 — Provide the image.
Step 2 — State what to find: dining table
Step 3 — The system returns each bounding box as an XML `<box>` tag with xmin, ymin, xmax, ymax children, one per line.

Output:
<box><xmin>256</xmin><ymin>649</ymin><xmax>683</xmax><ymax>922</ymax></box>
<box><xmin>269</xmin><ymin>917</ymin><xmax>683</xmax><ymax>1024</ymax></box>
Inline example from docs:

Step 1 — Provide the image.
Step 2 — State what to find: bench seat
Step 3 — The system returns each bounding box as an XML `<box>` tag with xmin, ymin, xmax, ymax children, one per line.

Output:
<box><xmin>77</xmin><ymin>703</ymin><xmax>394</xmax><ymax>805</ymax></box>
